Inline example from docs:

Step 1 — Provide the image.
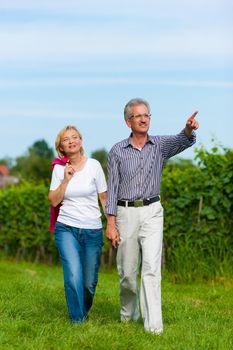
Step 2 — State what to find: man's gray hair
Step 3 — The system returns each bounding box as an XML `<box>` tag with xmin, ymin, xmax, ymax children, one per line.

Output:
<box><xmin>124</xmin><ymin>98</ymin><xmax>151</xmax><ymax>120</ymax></box>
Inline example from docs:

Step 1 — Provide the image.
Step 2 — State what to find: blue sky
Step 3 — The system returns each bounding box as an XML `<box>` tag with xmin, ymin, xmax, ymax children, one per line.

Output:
<box><xmin>0</xmin><ymin>0</ymin><xmax>232</xmax><ymax>161</ymax></box>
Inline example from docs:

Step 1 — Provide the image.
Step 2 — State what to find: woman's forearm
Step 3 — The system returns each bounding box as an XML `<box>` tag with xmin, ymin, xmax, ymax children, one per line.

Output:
<box><xmin>98</xmin><ymin>191</ymin><xmax>107</xmax><ymax>217</ymax></box>
<box><xmin>48</xmin><ymin>179</ymin><xmax>69</xmax><ymax>207</ymax></box>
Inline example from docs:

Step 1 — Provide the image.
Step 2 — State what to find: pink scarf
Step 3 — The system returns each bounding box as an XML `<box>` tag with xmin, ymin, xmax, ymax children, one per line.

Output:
<box><xmin>49</xmin><ymin>156</ymin><xmax>69</xmax><ymax>232</ymax></box>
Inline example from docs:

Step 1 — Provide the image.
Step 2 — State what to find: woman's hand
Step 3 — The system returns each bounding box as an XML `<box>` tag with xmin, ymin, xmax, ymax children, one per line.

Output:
<box><xmin>64</xmin><ymin>164</ymin><xmax>76</xmax><ymax>181</ymax></box>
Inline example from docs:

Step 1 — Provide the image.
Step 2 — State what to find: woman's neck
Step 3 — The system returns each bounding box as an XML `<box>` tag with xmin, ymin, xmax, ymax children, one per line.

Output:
<box><xmin>68</xmin><ymin>153</ymin><xmax>85</xmax><ymax>166</ymax></box>
<box><xmin>67</xmin><ymin>153</ymin><xmax>87</xmax><ymax>172</ymax></box>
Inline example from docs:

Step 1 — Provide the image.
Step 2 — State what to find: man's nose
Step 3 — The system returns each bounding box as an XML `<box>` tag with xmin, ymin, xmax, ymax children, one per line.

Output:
<box><xmin>140</xmin><ymin>116</ymin><xmax>147</xmax><ymax>122</ymax></box>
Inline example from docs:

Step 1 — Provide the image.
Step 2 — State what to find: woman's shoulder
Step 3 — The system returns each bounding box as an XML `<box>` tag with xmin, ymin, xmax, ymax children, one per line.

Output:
<box><xmin>88</xmin><ymin>158</ymin><xmax>101</xmax><ymax>167</ymax></box>
<box><xmin>53</xmin><ymin>163</ymin><xmax>66</xmax><ymax>173</ymax></box>
<box><xmin>87</xmin><ymin>158</ymin><xmax>104</xmax><ymax>173</ymax></box>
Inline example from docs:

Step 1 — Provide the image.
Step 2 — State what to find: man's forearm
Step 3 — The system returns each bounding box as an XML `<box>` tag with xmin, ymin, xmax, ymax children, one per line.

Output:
<box><xmin>106</xmin><ymin>214</ymin><xmax>117</xmax><ymax>227</ymax></box>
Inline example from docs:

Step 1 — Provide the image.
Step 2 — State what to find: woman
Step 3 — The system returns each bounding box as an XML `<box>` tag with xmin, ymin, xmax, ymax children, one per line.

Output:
<box><xmin>48</xmin><ymin>125</ymin><xmax>107</xmax><ymax>323</ymax></box>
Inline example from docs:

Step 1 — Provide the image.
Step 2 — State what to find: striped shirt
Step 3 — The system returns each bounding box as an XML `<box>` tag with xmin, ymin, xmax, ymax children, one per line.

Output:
<box><xmin>106</xmin><ymin>129</ymin><xmax>196</xmax><ymax>215</ymax></box>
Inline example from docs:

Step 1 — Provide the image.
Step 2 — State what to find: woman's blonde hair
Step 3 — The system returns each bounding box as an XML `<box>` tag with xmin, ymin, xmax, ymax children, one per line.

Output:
<box><xmin>55</xmin><ymin>125</ymin><xmax>84</xmax><ymax>158</ymax></box>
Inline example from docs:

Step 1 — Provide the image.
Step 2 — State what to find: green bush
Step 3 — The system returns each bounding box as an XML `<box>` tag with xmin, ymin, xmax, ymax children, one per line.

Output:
<box><xmin>0</xmin><ymin>182</ymin><xmax>57</xmax><ymax>263</ymax></box>
<box><xmin>162</xmin><ymin>146</ymin><xmax>233</xmax><ymax>281</ymax></box>
<box><xmin>0</xmin><ymin>145</ymin><xmax>232</xmax><ymax>280</ymax></box>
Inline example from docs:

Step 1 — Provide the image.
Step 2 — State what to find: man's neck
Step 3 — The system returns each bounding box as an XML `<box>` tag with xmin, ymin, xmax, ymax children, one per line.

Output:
<box><xmin>130</xmin><ymin>133</ymin><xmax>148</xmax><ymax>148</ymax></box>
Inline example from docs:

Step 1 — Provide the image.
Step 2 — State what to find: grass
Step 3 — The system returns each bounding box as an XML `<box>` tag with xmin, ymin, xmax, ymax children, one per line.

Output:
<box><xmin>0</xmin><ymin>260</ymin><xmax>232</xmax><ymax>350</ymax></box>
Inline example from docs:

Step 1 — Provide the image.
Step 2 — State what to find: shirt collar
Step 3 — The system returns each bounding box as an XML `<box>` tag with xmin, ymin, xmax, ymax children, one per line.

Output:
<box><xmin>123</xmin><ymin>134</ymin><xmax>155</xmax><ymax>148</ymax></box>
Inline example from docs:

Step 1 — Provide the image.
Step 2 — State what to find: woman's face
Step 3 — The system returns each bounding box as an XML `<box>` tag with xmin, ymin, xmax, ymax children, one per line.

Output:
<box><xmin>60</xmin><ymin>129</ymin><xmax>82</xmax><ymax>156</ymax></box>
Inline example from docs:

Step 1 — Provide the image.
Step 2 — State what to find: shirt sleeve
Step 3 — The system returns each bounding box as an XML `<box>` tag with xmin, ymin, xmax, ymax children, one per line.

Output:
<box><xmin>160</xmin><ymin>129</ymin><xmax>196</xmax><ymax>160</ymax></box>
<box><xmin>49</xmin><ymin>165</ymin><xmax>64</xmax><ymax>191</ymax></box>
<box><xmin>105</xmin><ymin>148</ymin><xmax>120</xmax><ymax>216</ymax></box>
<box><xmin>95</xmin><ymin>161</ymin><xmax>107</xmax><ymax>193</ymax></box>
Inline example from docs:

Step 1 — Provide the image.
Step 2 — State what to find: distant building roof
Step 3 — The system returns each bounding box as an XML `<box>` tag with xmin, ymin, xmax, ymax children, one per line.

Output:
<box><xmin>0</xmin><ymin>164</ymin><xmax>9</xmax><ymax>176</ymax></box>
<box><xmin>0</xmin><ymin>164</ymin><xmax>19</xmax><ymax>187</ymax></box>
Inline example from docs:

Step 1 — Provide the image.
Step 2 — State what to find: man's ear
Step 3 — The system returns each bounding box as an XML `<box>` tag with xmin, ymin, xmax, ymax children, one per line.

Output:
<box><xmin>125</xmin><ymin>118</ymin><xmax>132</xmax><ymax>128</ymax></box>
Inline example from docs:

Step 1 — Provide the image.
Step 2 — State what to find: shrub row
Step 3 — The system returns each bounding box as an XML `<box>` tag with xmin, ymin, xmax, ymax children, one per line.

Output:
<box><xmin>0</xmin><ymin>183</ymin><xmax>57</xmax><ymax>263</ymax></box>
<box><xmin>162</xmin><ymin>146</ymin><xmax>233</xmax><ymax>280</ymax></box>
<box><xmin>0</xmin><ymin>146</ymin><xmax>232</xmax><ymax>280</ymax></box>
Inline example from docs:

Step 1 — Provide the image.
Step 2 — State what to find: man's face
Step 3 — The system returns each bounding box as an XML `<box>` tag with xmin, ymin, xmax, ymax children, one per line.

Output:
<box><xmin>125</xmin><ymin>104</ymin><xmax>151</xmax><ymax>134</ymax></box>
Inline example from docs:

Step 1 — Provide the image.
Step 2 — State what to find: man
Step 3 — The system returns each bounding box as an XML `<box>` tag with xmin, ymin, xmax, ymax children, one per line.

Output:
<box><xmin>105</xmin><ymin>98</ymin><xmax>199</xmax><ymax>334</ymax></box>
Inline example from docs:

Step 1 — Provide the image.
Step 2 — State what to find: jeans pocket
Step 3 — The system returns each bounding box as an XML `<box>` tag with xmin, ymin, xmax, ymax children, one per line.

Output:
<box><xmin>85</xmin><ymin>228</ymin><xmax>103</xmax><ymax>247</ymax></box>
<box><xmin>54</xmin><ymin>221</ymin><xmax>68</xmax><ymax>235</ymax></box>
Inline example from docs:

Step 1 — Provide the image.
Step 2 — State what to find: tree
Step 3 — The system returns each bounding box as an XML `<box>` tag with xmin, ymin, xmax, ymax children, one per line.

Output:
<box><xmin>165</xmin><ymin>157</ymin><xmax>195</xmax><ymax>171</ymax></box>
<box><xmin>12</xmin><ymin>139</ymin><xmax>54</xmax><ymax>183</ymax></box>
<box><xmin>0</xmin><ymin>157</ymin><xmax>14</xmax><ymax>169</ymax></box>
<box><xmin>90</xmin><ymin>148</ymin><xmax>108</xmax><ymax>176</ymax></box>
<box><xmin>28</xmin><ymin>140</ymin><xmax>54</xmax><ymax>159</ymax></box>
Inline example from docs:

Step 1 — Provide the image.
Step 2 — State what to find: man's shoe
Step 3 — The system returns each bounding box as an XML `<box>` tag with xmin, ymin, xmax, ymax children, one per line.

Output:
<box><xmin>146</xmin><ymin>328</ymin><xmax>163</xmax><ymax>335</ymax></box>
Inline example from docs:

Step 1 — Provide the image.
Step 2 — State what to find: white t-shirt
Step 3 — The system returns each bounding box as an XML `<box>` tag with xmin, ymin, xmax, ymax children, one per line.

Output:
<box><xmin>50</xmin><ymin>158</ymin><xmax>107</xmax><ymax>229</ymax></box>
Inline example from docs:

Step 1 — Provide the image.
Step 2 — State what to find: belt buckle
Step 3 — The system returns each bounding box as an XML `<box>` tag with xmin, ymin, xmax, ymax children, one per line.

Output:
<box><xmin>134</xmin><ymin>199</ymin><xmax>144</xmax><ymax>207</ymax></box>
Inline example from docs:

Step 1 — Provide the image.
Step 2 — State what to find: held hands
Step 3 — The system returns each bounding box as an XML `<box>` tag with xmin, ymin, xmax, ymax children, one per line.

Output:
<box><xmin>185</xmin><ymin>111</ymin><xmax>199</xmax><ymax>138</ymax></box>
<box><xmin>105</xmin><ymin>224</ymin><xmax>121</xmax><ymax>248</ymax></box>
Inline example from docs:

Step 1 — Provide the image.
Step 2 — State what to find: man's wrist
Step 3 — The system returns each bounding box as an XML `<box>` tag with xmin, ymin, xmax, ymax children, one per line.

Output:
<box><xmin>106</xmin><ymin>214</ymin><xmax>116</xmax><ymax>226</ymax></box>
<box><xmin>184</xmin><ymin>127</ymin><xmax>192</xmax><ymax>139</ymax></box>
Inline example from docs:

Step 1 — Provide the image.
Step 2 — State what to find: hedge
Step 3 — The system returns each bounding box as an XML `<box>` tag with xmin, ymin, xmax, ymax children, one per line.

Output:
<box><xmin>0</xmin><ymin>146</ymin><xmax>232</xmax><ymax>280</ymax></box>
<box><xmin>0</xmin><ymin>182</ymin><xmax>56</xmax><ymax>263</ymax></box>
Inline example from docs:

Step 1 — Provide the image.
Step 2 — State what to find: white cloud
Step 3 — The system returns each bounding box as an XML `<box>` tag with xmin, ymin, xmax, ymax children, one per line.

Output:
<box><xmin>0</xmin><ymin>0</ymin><xmax>232</xmax><ymax>65</ymax></box>
<box><xmin>0</xmin><ymin>25</ymin><xmax>232</xmax><ymax>63</ymax></box>
<box><xmin>0</xmin><ymin>106</ymin><xmax>117</xmax><ymax>120</ymax></box>
<box><xmin>0</xmin><ymin>0</ymin><xmax>231</xmax><ymax>17</ymax></box>
<box><xmin>1</xmin><ymin>77</ymin><xmax>233</xmax><ymax>89</ymax></box>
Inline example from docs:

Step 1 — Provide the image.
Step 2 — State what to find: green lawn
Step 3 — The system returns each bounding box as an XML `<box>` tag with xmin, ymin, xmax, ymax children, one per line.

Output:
<box><xmin>0</xmin><ymin>260</ymin><xmax>232</xmax><ymax>350</ymax></box>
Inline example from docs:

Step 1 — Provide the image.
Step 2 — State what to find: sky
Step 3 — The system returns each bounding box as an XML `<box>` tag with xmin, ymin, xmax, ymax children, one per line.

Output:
<box><xmin>0</xmin><ymin>0</ymin><xmax>232</xmax><ymax>162</ymax></box>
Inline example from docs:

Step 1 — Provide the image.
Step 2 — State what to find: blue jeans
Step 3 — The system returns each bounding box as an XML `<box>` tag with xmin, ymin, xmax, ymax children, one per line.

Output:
<box><xmin>54</xmin><ymin>221</ymin><xmax>103</xmax><ymax>322</ymax></box>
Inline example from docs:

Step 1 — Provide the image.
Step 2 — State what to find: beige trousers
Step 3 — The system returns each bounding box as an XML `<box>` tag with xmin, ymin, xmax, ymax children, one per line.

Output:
<box><xmin>116</xmin><ymin>201</ymin><xmax>164</xmax><ymax>332</ymax></box>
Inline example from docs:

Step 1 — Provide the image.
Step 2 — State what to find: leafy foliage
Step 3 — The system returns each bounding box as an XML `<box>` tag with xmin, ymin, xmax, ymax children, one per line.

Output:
<box><xmin>0</xmin><ymin>145</ymin><xmax>232</xmax><ymax>280</ymax></box>
<box><xmin>162</xmin><ymin>145</ymin><xmax>233</xmax><ymax>280</ymax></box>
<box><xmin>0</xmin><ymin>157</ymin><xmax>14</xmax><ymax>168</ymax></box>
<box><xmin>0</xmin><ymin>182</ymin><xmax>57</xmax><ymax>262</ymax></box>
<box><xmin>91</xmin><ymin>148</ymin><xmax>108</xmax><ymax>176</ymax></box>
<box><xmin>11</xmin><ymin>139</ymin><xmax>54</xmax><ymax>184</ymax></box>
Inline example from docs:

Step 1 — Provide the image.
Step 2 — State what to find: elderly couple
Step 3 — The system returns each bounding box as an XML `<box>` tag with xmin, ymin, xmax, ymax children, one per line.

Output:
<box><xmin>48</xmin><ymin>98</ymin><xmax>199</xmax><ymax>335</ymax></box>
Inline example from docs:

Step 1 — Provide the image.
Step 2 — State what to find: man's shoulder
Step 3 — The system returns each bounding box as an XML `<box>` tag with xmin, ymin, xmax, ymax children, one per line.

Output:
<box><xmin>148</xmin><ymin>135</ymin><xmax>162</xmax><ymax>144</ymax></box>
<box><xmin>110</xmin><ymin>138</ymin><xmax>129</xmax><ymax>152</ymax></box>
<box><xmin>109</xmin><ymin>135</ymin><xmax>162</xmax><ymax>153</ymax></box>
